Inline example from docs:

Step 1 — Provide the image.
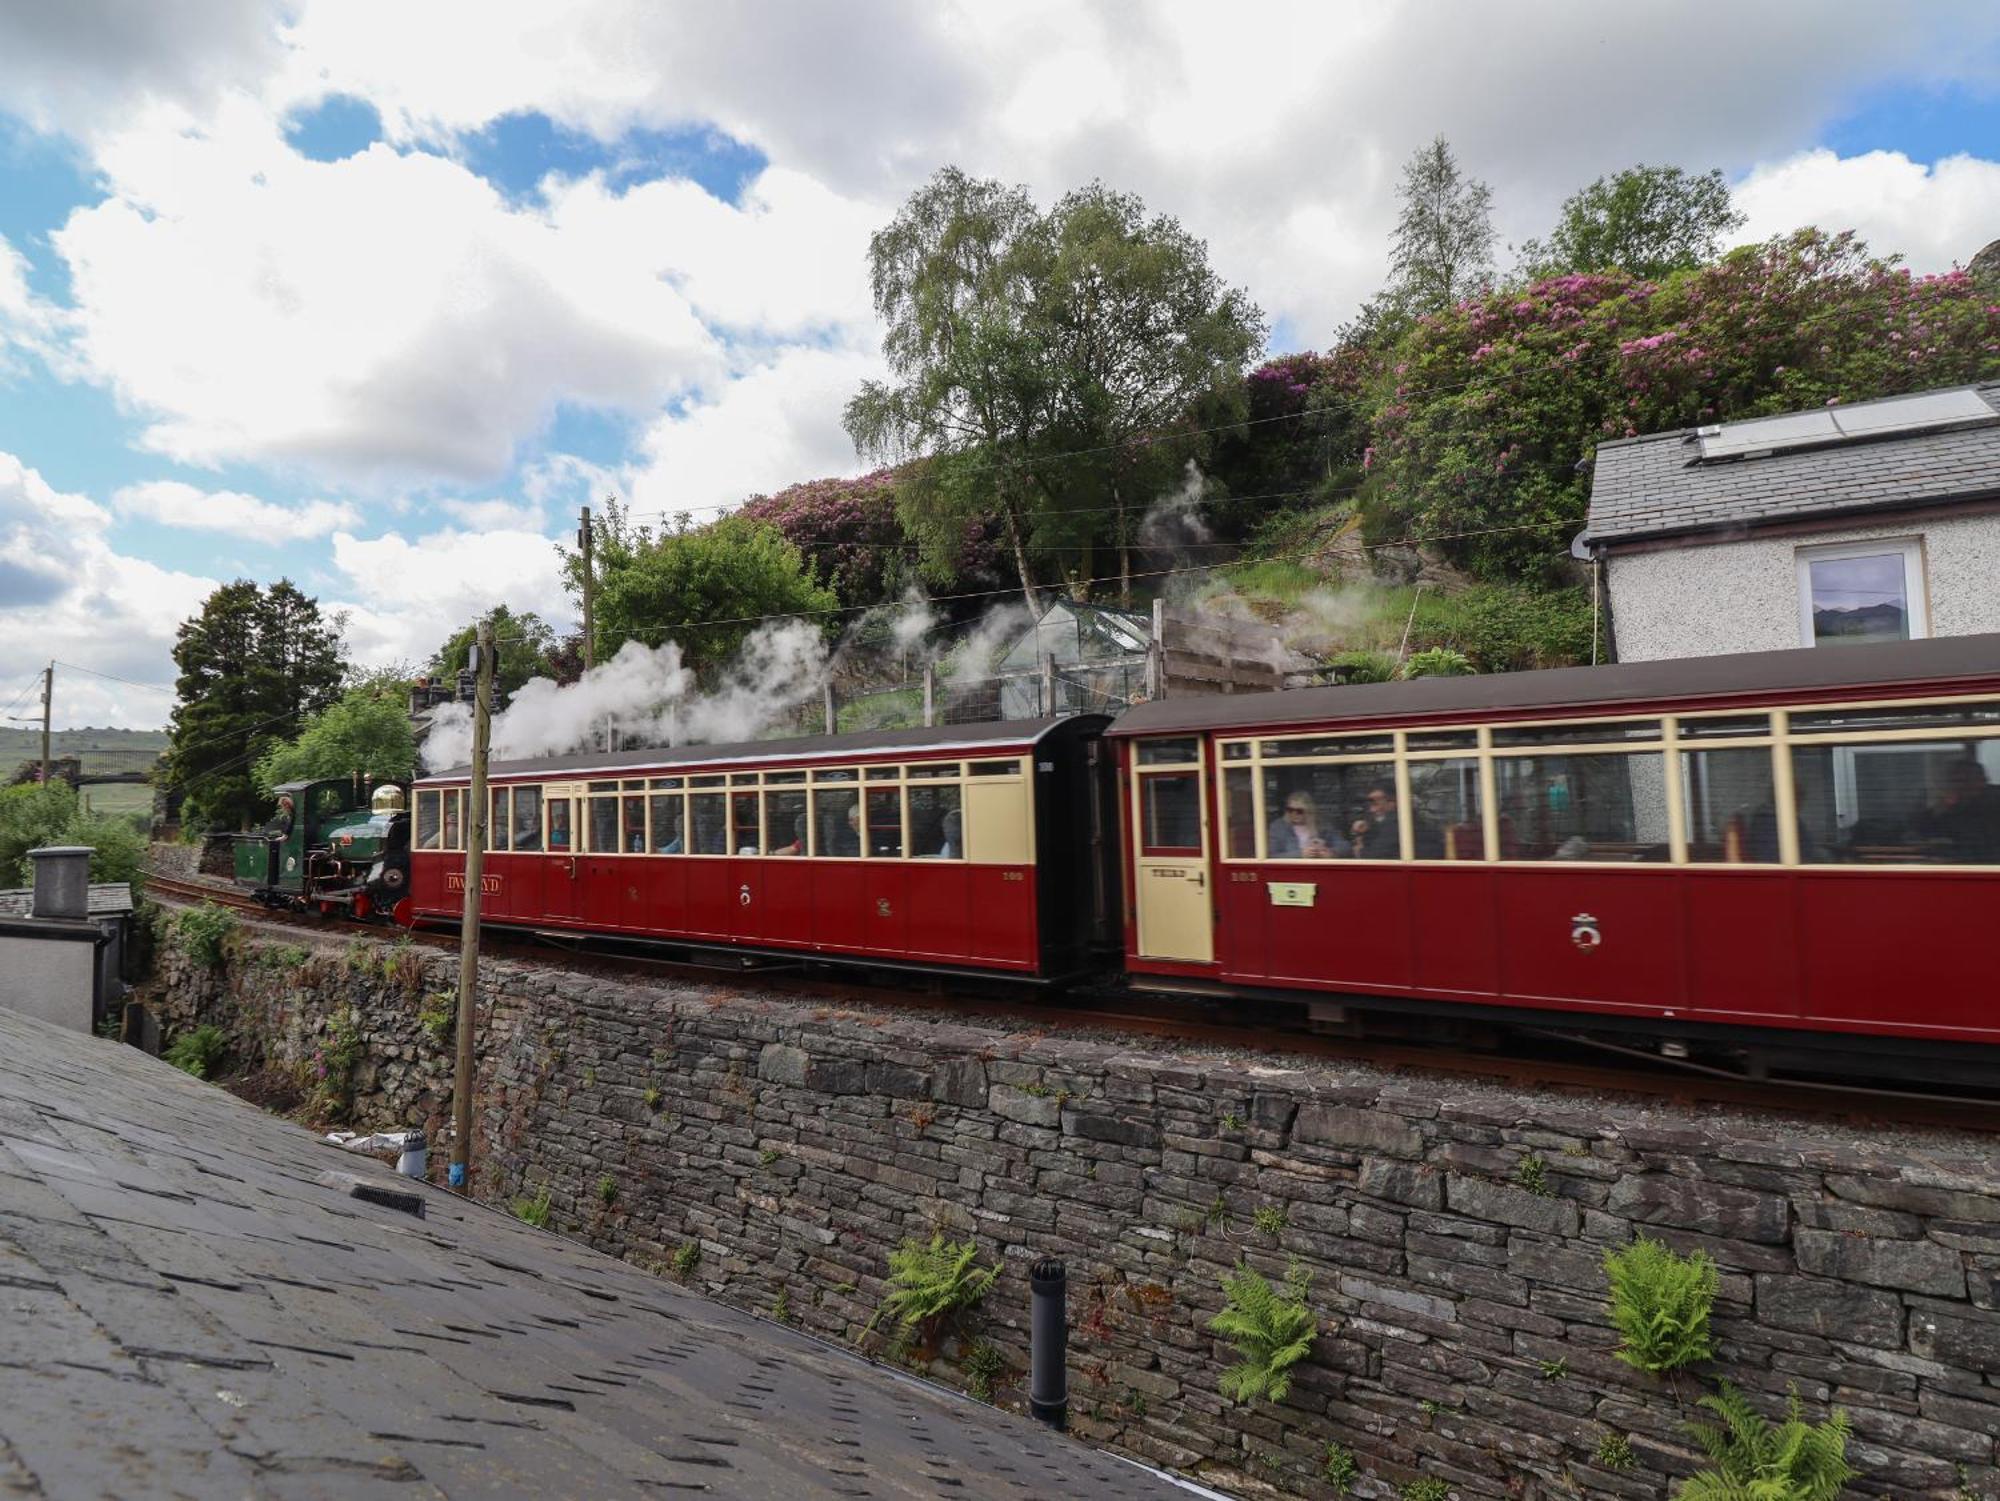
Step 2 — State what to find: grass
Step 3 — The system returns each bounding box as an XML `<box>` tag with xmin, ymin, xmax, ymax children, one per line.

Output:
<box><xmin>512</xmin><ymin>1189</ymin><xmax>552</xmax><ymax>1228</ymax></box>
<box><xmin>77</xmin><ymin>782</ymin><xmax>154</xmax><ymax>818</ymax></box>
<box><xmin>0</xmin><ymin>726</ymin><xmax>166</xmax><ymax>777</ymax></box>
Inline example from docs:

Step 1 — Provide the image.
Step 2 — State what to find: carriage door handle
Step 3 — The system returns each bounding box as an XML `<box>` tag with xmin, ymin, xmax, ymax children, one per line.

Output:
<box><xmin>564</xmin><ymin>857</ymin><xmax>576</xmax><ymax>879</ymax></box>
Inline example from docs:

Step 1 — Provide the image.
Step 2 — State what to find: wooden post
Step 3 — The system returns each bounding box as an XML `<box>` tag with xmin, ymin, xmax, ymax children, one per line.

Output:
<box><xmin>39</xmin><ymin>663</ymin><xmax>51</xmax><ymax>788</ymax></box>
<box><xmin>1146</xmin><ymin>600</ymin><xmax>1166</xmax><ymax>701</ymax></box>
<box><xmin>823</xmin><ymin>679</ymin><xmax>837</xmax><ymax>736</ymax></box>
<box><xmin>922</xmin><ymin>663</ymin><xmax>936</xmax><ymax>727</ymax></box>
<box><xmin>449</xmin><ymin>621</ymin><xmax>495</xmax><ymax>1192</ymax></box>
<box><xmin>578</xmin><ymin>506</ymin><xmax>596</xmax><ymax>672</ymax></box>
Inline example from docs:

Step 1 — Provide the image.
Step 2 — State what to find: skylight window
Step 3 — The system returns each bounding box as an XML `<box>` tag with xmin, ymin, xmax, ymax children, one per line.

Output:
<box><xmin>1695</xmin><ymin>388</ymin><xmax>1997</xmax><ymax>462</ymax></box>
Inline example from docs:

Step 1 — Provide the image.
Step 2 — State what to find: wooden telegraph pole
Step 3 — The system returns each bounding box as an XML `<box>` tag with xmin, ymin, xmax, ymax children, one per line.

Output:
<box><xmin>449</xmin><ymin>621</ymin><xmax>496</xmax><ymax>1191</ymax></box>
<box><xmin>39</xmin><ymin>664</ymin><xmax>51</xmax><ymax>788</ymax></box>
<box><xmin>578</xmin><ymin>505</ymin><xmax>596</xmax><ymax>672</ymax></box>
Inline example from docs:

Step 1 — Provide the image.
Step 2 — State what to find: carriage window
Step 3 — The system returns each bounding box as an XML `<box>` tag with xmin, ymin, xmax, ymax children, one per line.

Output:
<box><xmin>1223</xmin><ymin>768</ymin><xmax>1256</xmax><ymax>859</ymax></box>
<box><xmin>588</xmin><ymin>794</ymin><xmax>619</xmax><ymax>853</ymax></box>
<box><xmin>1264</xmin><ymin>761</ymin><xmax>1403</xmax><ymax>859</ymax></box>
<box><xmin>1491</xmin><ymin>719</ymin><xmax>1661</xmax><ymax>748</ymax></box>
<box><xmin>908</xmin><ymin>764</ymin><xmax>959</xmax><ymax>779</ymax></box>
<box><xmin>649</xmin><ymin>792</ymin><xmax>684</xmax><ymax>853</ymax></box>
<box><xmin>509</xmin><ymin>786</ymin><xmax>541</xmax><ymax>851</ymax></box>
<box><xmin>1404</xmin><ymin>729</ymin><xmax>1480</xmax><ymax>752</ymax></box>
<box><xmin>1222</xmin><ymin>741</ymin><xmax>1252</xmax><ymax>760</ymax></box>
<box><xmin>1140</xmin><ymin>773</ymin><xmax>1202</xmax><ymax>854</ymax></box>
<box><xmin>690</xmin><ymin>774</ymin><xmax>726</xmax><ymax>788</ymax></box>
<box><xmin>814</xmin><ymin>767</ymin><xmax>859</xmax><ymax>783</ymax></box>
<box><xmin>814</xmin><ymin>787</ymin><xmax>862</xmax><ymax>856</ymax></box>
<box><xmin>1406</xmin><ymin>757</ymin><xmax>1482</xmax><ymax>860</ymax></box>
<box><xmin>731</xmin><ymin>772</ymin><xmax>760</xmax><ymax>786</ymax></box>
<box><xmin>1678</xmin><ymin>714</ymin><xmax>1771</xmax><ymax>740</ymax></box>
<box><xmin>442</xmin><ymin>789</ymin><xmax>461</xmax><ymax>850</ymax></box>
<box><xmin>622</xmin><ymin>794</ymin><xmax>647</xmax><ymax>853</ymax></box>
<box><xmin>651</xmin><ymin>776</ymin><xmax>685</xmax><ymax>790</ymax></box>
<box><xmin>1493</xmin><ymin>754</ymin><xmax>1669</xmax><ymax>861</ymax></box>
<box><xmin>765</xmin><ymin>790</ymin><xmax>808</xmax><ymax>854</ymax></box>
<box><xmin>490</xmin><ymin>788</ymin><xmax>510</xmax><ymax>852</ymax></box>
<box><xmin>588</xmin><ymin>780</ymin><xmax>618</xmax><ymax>793</ymax></box>
<box><xmin>1137</xmin><ymin>738</ymin><xmax>1199</xmax><ymax>767</ymax></box>
<box><xmin>970</xmin><ymin>759</ymin><xmax>1020</xmax><ymax>776</ymax></box>
<box><xmin>1681</xmin><ymin>748</ymin><xmax>1777</xmax><ymax>862</ymax></box>
<box><xmin>766</xmin><ymin>769</ymin><xmax>806</xmax><ymax>785</ymax></box>
<box><xmin>731</xmin><ymin>792</ymin><xmax>760</xmax><ymax>855</ymax></box>
<box><xmin>909</xmin><ymin>784</ymin><xmax>962</xmax><ymax>858</ymax></box>
<box><xmin>546</xmin><ymin>797</ymin><xmax>572</xmax><ymax>852</ymax></box>
<box><xmin>865</xmin><ymin>765</ymin><xmax>900</xmax><ymax>780</ymax></box>
<box><xmin>866</xmin><ymin>788</ymin><xmax>904</xmax><ymax>858</ymax></box>
<box><xmin>416</xmin><ymin>790</ymin><xmax>441</xmax><ymax>850</ymax></box>
<box><xmin>689</xmin><ymin>792</ymin><xmax>727</xmax><ymax>854</ymax></box>
<box><xmin>1262</xmin><ymin>735</ymin><xmax>1394</xmax><ymax>758</ymax></box>
<box><xmin>1791</xmin><ymin>739</ymin><xmax>2000</xmax><ymax>865</ymax></box>
<box><xmin>1789</xmin><ymin>701</ymin><xmax>2000</xmax><ymax>736</ymax></box>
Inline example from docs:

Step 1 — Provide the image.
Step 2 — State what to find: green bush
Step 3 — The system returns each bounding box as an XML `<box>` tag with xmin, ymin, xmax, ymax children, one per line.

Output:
<box><xmin>1406</xmin><ymin>583</ymin><xmax>1596</xmax><ymax>671</ymax></box>
<box><xmin>1605</xmin><ymin>1235</ymin><xmax>1718</xmax><ymax>1373</ymax></box>
<box><xmin>1676</xmin><ymin>1383</ymin><xmax>1853</xmax><ymax>1501</ymax></box>
<box><xmin>671</xmin><ymin>1241</ymin><xmax>701</xmax><ymax>1280</ymax></box>
<box><xmin>419</xmin><ymin>991</ymin><xmax>455</xmax><ymax>1047</ymax></box>
<box><xmin>1328</xmin><ymin>649</ymin><xmax>1397</xmax><ymax>684</ymax></box>
<box><xmin>868</xmin><ymin>1235</ymin><xmax>1000</xmax><ymax>1339</ymax></box>
<box><xmin>1323</xmin><ymin>1442</ymin><xmax>1360</xmax><ymax>1492</ymax></box>
<box><xmin>1401</xmin><ymin>1480</ymin><xmax>1450</xmax><ymax>1501</ymax></box>
<box><xmin>172</xmin><ymin>902</ymin><xmax>238</xmax><ymax>970</ymax></box>
<box><xmin>1400</xmin><ymin>645</ymin><xmax>1475</xmax><ymax>679</ymax></box>
<box><xmin>163</xmin><ymin>1023</ymin><xmax>228</xmax><ymax>1080</ymax></box>
<box><xmin>1210</xmin><ymin>1261</ymin><xmax>1318</xmax><ymax>1404</ymax></box>
<box><xmin>512</xmin><ymin>1188</ymin><xmax>552</xmax><ymax>1227</ymax></box>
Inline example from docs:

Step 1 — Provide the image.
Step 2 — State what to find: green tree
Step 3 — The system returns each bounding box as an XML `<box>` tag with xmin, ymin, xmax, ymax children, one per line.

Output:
<box><xmin>592</xmin><ymin>514</ymin><xmax>839</xmax><ymax>673</ymax></box>
<box><xmin>1389</xmin><ymin>135</ymin><xmax>1496</xmax><ymax>315</ymax></box>
<box><xmin>845</xmin><ymin>167</ymin><xmax>1263</xmax><ymax>607</ymax></box>
<box><xmin>0</xmin><ymin>782</ymin><xmax>143</xmax><ymax>888</ymax></box>
<box><xmin>1521</xmin><ymin>165</ymin><xmax>1745</xmax><ymax>279</ymax></box>
<box><xmin>164</xmin><ymin>579</ymin><xmax>345</xmax><ymax>830</ymax></box>
<box><xmin>251</xmin><ymin>682</ymin><xmax>418</xmax><ymax>794</ymax></box>
<box><xmin>427</xmin><ymin>605</ymin><xmax>565</xmax><ymax>704</ymax></box>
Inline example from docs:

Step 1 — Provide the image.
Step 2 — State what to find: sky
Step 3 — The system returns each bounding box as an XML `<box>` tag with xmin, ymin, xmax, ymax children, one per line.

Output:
<box><xmin>0</xmin><ymin>1</ymin><xmax>1997</xmax><ymax>731</ymax></box>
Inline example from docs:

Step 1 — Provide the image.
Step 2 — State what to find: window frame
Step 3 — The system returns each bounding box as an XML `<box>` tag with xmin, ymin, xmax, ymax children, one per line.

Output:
<box><xmin>1795</xmin><ymin>537</ymin><xmax>1928</xmax><ymax>648</ymax></box>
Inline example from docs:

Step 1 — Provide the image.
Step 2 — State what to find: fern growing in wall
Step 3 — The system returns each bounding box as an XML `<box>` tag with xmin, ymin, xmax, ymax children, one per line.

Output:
<box><xmin>1209</xmin><ymin>1261</ymin><xmax>1318</xmax><ymax>1404</ymax></box>
<box><xmin>1675</xmin><ymin>1382</ymin><xmax>1853</xmax><ymax>1501</ymax></box>
<box><xmin>1604</xmin><ymin>1235</ymin><xmax>1718</xmax><ymax>1373</ymax></box>
<box><xmin>864</xmin><ymin>1235</ymin><xmax>1000</xmax><ymax>1346</ymax></box>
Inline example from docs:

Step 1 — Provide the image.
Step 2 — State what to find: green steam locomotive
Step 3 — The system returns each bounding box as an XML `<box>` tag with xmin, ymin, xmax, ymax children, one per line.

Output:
<box><xmin>231</xmin><ymin>778</ymin><xmax>413</xmax><ymax>922</ymax></box>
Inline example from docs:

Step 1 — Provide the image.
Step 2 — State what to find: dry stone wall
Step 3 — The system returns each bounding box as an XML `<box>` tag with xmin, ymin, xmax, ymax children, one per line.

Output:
<box><xmin>148</xmin><ymin>926</ymin><xmax>2000</xmax><ymax>1500</ymax></box>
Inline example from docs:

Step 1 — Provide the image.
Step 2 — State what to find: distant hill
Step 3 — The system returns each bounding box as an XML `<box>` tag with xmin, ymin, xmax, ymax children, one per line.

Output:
<box><xmin>0</xmin><ymin>726</ymin><xmax>168</xmax><ymax>779</ymax></box>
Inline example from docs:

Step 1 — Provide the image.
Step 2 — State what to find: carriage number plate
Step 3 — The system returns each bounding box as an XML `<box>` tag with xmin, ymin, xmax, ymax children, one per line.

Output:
<box><xmin>1268</xmin><ymin>882</ymin><xmax>1317</xmax><ymax>907</ymax></box>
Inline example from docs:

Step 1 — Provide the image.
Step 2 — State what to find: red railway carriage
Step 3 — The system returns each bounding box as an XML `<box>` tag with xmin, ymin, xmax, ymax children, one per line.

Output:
<box><xmin>410</xmin><ymin>716</ymin><xmax>1115</xmax><ymax>981</ymax></box>
<box><xmin>1108</xmin><ymin>633</ymin><xmax>2000</xmax><ymax>1068</ymax></box>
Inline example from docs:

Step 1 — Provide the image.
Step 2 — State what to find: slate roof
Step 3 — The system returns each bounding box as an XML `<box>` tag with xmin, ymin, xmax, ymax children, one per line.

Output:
<box><xmin>0</xmin><ymin>1007</ymin><xmax>1194</xmax><ymax>1500</ymax></box>
<box><xmin>0</xmin><ymin>882</ymin><xmax>134</xmax><ymax>919</ymax></box>
<box><xmin>1583</xmin><ymin>382</ymin><xmax>2000</xmax><ymax>546</ymax></box>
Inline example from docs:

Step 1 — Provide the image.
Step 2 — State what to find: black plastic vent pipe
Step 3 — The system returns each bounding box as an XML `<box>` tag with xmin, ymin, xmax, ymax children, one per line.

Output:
<box><xmin>1029</xmin><ymin>1258</ymin><xmax>1067</xmax><ymax>1429</ymax></box>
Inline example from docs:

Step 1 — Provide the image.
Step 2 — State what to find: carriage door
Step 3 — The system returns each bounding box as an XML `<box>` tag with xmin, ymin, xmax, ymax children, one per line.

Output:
<box><xmin>540</xmin><ymin>782</ymin><xmax>584</xmax><ymax>923</ymax></box>
<box><xmin>1131</xmin><ymin>737</ymin><xmax>1214</xmax><ymax>964</ymax></box>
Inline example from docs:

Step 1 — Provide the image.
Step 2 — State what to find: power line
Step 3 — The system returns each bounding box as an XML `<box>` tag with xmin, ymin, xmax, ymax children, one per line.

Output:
<box><xmin>52</xmin><ymin>661</ymin><xmax>179</xmax><ymax>696</ymax></box>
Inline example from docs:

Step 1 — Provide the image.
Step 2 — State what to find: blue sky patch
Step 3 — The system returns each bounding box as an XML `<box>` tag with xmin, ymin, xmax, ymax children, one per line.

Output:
<box><xmin>452</xmin><ymin>111</ymin><xmax>767</xmax><ymax>204</ymax></box>
<box><xmin>283</xmin><ymin>94</ymin><xmax>386</xmax><ymax>163</ymax></box>
<box><xmin>1823</xmin><ymin>81</ymin><xmax>2000</xmax><ymax>169</ymax></box>
<box><xmin>0</xmin><ymin>112</ymin><xmax>97</xmax><ymax>301</ymax></box>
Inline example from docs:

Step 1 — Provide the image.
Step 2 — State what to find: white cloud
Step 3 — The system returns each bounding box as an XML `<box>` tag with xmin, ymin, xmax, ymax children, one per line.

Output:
<box><xmin>328</xmin><ymin>523</ymin><xmax>573</xmax><ymax>670</ymax></box>
<box><xmin>56</xmin><ymin>97</ymin><xmax>722</xmax><ymax>484</ymax></box>
<box><xmin>435</xmin><ymin>496</ymin><xmax>547</xmax><ymax>531</ymax></box>
<box><xmin>0</xmin><ymin>451</ymin><xmax>214</xmax><ymax>729</ymax></box>
<box><xmin>114</xmin><ymin>479</ymin><xmax>361</xmax><ymax>541</ymax></box>
<box><xmin>626</xmin><ymin>343</ymin><xmax>886</xmax><ymax>518</ymax></box>
<box><xmin>1734</xmin><ymin>149</ymin><xmax>2000</xmax><ymax>272</ymax></box>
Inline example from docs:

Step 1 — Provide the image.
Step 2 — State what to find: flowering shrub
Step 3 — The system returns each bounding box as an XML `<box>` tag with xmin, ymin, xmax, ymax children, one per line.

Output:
<box><xmin>1366</xmin><ymin>229</ymin><xmax>2000</xmax><ymax>578</ymax></box>
<box><xmin>740</xmin><ymin>469</ymin><xmax>1003</xmax><ymax>604</ymax></box>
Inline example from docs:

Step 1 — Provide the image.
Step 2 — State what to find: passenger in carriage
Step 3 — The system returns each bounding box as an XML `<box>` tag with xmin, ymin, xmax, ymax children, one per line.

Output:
<box><xmin>769</xmin><ymin>815</ymin><xmax>806</xmax><ymax>856</ymax></box>
<box><xmin>1910</xmin><ymin>759</ymin><xmax>2000</xmax><ymax>864</ymax></box>
<box><xmin>1349</xmin><ymin>781</ymin><xmax>1444</xmax><ymax>859</ymax></box>
<box><xmin>829</xmin><ymin>801</ymin><xmax>863</xmax><ymax>857</ymax></box>
<box><xmin>1266</xmin><ymin>792</ymin><xmax>1345</xmax><ymax>858</ymax></box>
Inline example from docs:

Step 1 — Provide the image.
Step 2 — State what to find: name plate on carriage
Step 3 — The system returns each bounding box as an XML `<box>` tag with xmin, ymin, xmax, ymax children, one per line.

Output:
<box><xmin>1268</xmin><ymin>882</ymin><xmax>1317</xmax><ymax>907</ymax></box>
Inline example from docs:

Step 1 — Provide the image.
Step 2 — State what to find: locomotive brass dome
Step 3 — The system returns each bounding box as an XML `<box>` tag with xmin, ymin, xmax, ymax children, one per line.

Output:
<box><xmin>371</xmin><ymin>784</ymin><xmax>407</xmax><ymax>815</ymax></box>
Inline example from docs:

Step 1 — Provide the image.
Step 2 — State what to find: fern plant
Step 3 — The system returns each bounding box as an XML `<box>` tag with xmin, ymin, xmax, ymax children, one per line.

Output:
<box><xmin>1676</xmin><ymin>1383</ymin><xmax>1854</xmax><ymax>1501</ymax></box>
<box><xmin>1209</xmin><ymin>1262</ymin><xmax>1318</xmax><ymax>1404</ymax></box>
<box><xmin>867</xmin><ymin>1235</ymin><xmax>1000</xmax><ymax>1338</ymax></box>
<box><xmin>164</xmin><ymin>1023</ymin><xmax>228</xmax><ymax>1079</ymax></box>
<box><xmin>1605</xmin><ymin>1235</ymin><xmax>1718</xmax><ymax>1373</ymax></box>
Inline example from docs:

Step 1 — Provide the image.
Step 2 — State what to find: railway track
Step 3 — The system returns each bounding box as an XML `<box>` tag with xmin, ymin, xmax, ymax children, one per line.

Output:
<box><xmin>143</xmin><ymin>871</ymin><xmax>2000</xmax><ymax>1134</ymax></box>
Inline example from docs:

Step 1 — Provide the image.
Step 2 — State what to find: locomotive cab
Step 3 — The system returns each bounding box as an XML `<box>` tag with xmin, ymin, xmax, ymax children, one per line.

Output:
<box><xmin>233</xmin><ymin>777</ymin><xmax>412</xmax><ymax>919</ymax></box>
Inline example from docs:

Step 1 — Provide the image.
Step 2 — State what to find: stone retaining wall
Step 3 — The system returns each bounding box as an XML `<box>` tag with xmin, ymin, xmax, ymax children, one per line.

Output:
<box><xmin>147</xmin><ymin>926</ymin><xmax>2000</xmax><ymax>1500</ymax></box>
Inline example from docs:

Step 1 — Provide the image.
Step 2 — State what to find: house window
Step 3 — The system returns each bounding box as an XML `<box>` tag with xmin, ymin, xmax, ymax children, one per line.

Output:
<box><xmin>1796</xmin><ymin>539</ymin><xmax>1927</xmax><ymax>647</ymax></box>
